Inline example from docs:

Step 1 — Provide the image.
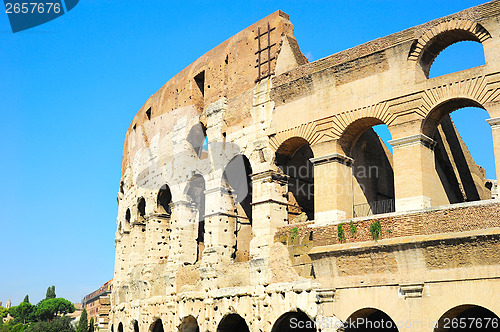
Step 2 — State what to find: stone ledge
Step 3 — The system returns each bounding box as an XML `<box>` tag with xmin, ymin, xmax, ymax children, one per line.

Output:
<box><xmin>308</xmin><ymin>227</ymin><xmax>500</xmax><ymax>256</ymax></box>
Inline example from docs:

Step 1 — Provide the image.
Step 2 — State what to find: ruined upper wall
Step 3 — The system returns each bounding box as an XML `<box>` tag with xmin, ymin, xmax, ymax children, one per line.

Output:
<box><xmin>121</xmin><ymin>10</ymin><xmax>304</xmax><ymax>176</ymax></box>
<box><xmin>273</xmin><ymin>0</ymin><xmax>500</xmax><ymax>88</ymax></box>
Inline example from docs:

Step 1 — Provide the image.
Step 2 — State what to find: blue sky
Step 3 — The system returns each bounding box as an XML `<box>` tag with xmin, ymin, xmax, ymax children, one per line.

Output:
<box><xmin>0</xmin><ymin>0</ymin><xmax>492</xmax><ymax>305</ymax></box>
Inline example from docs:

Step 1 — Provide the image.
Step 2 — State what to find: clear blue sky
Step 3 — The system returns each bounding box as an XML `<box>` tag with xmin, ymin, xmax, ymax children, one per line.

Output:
<box><xmin>0</xmin><ymin>0</ymin><xmax>493</xmax><ymax>305</ymax></box>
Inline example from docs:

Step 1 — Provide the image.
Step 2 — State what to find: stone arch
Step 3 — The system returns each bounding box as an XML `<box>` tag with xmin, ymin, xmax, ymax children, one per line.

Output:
<box><xmin>343</xmin><ymin>307</ymin><xmax>399</xmax><ymax>331</ymax></box>
<box><xmin>157</xmin><ymin>184</ymin><xmax>172</xmax><ymax>215</ymax></box>
<box><xmin>217</xmin><ymin>313</ymin><xmax>249</xmax><ymax>332</ymax></box>
<box><xmin>271</xmin><ymin>310</ymin><xmax>316</xmax><ymax>332</ymax></box>
<box><xmin>150</xmin><ymin>319</ymin><xmax>164</xmax><ymax>332</ymax></box>
<box><xmin>275</xmin><ymin>136</ymin><xmax>314</xmax><ymax>221</ymax></box>
<box><xmin>132</xmin><ymin>320</ymin><xmax>139</xmax><ymax>332</ymax></box>
<box><xmin>338</xmin><ymin>117</ymin><xmax>395</xmax><ymax>217</ymax></box>
<box><xmin>421</xmin><ymin>97</ymin><xmax>488</xmax><ymax>138</ymax></box>
<box><xmin>338</xmin><ymin>116</ymin><xmax>394</xmax><ymax>156</ymax></box>
<box><xmin>178</xmin><ymin>315</ymin><xmax>199</xmax><ymax>332</ymax></box>
<box><xmin>187</xmin><ymin>122</ymin><xmax>208</xmax><ymax>158</ymax></box>
<box><xmin>408</xmin><ymin>19</ymin><xmax>491</xmax><ymax>78</ymax></box>
<box><xmin>434</xmin><ymin>304</ymin><xmax>499</xmax><ymax>331</ymax></box>
<box><xmin>421</xmin><ymin>97</ymin><xmax>494</xmax><ymax>203</ymax></box>
<box><xmin>118</xmin><ymin>322</ymin><xmax>124</xmax><ymax>332</ymax></box>
<box><xmin>185</xmin><ymin>174</ymin><xmax>206</xmax><ymax>262</ymax></box>
<box><xmin>222</xmin><ymin>154</ymin><xmax>253</xmax><ymax>261</ymax></box>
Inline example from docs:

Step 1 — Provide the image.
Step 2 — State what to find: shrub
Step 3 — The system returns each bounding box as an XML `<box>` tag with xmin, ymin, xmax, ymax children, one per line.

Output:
<box><xmin>337</xmin><ymin>223</ymin><xmax>346</xmax><ymax>243</ymax></box>
<box><xmin>370</xmin><ymin>220</ymin><xmax>382</xmax><ymax>240</ymax></box>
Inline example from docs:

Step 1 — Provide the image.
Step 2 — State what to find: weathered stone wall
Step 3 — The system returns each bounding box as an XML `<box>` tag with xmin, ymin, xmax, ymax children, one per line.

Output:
<box><xmin>111</xmin><ymin>2</ymin><xmax>500</xmax><ymax>331</ymax></box>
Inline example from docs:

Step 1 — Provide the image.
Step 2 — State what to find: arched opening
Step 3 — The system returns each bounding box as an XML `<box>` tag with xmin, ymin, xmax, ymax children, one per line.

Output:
<box><xmin>411</xmin><ymin>23</ymin><xmax>490</xmax><ymax>78</ymax></box>
<box><xmin>344</xmin><ymin>308</ymin><xmax>399</xmax><ymax>331</ymax></box>
<box><xmin>339</xmin><ymin>118</ymin><xmax>395</xmax><ymax>218</ymax></box>
<box><xmin>185</xmin><ymin>174</ymin><xmax>206</xmax><ymax>262</ymax></box>
<box><xmin>133</xmin><ymin>320</ymin><xmax>139</xmax><ymax>332</ymax></box>
<box><xmin>217</xmin><ymin>314</ymin><xmax>250</xmax><ymax>332</ymax></box>
<box><xmin>157</xmin><ymin>184</ymin><xmax>172</xmax><ymax>215</ymax></box>
<box><xmin>151</xmin><ymin>319</ymin><xmax>164</xmax><ymax>332</ymax></box>
<box><xmin>429</xmin><ymin>41</ymin><xmax>485</xmax><ymax>78</ymax></box>
<box><xmin>223</xmin><ymin>154</ymin><xmax>253</xmax><ymax>262</ymax></box>
<box><xmin>111</xmin><ymin>324</ymin><xmax>114</xmax><ymax>332</ymax></box>
<box><xmin>187</xmin><ymin>122</ymin><xmax>208</xmax><ymax>158</ymax></box>
<box><xmin>434</xmin><ymin>305</ymin><xmax>499</xmax><ymax>331</ymax></box>
<box><xmin>118</xmin><ymin>322</ymin><xmax>124</xmax><ymax>332</ymax></box>
<box><xmin>271</xmin><ymin>311</ymin><xmax>315</xmax><ymax>332</ymax></box>
<box><xmin>137</xmin><ymin>197</ymin><xmax>146</xmax><ymax>221</ymax></box>
<box><xmin>125</xmin><ymin>209</ymin><xmax>131</xmax><ymax>224</ymax></box>
<box><xmin>178</xmin><ymin>316</ymin><xmax>199</xmax><ymax>332</ymax></box>
<box><xmin>422</xmin><ymin>100</ymin><xmax>494</xmax><ymax>206</ymax></box>
<box><xmin>275</xmin><ymin>137</ymin><xmax>314</xmax><ymax>222</ymax></box>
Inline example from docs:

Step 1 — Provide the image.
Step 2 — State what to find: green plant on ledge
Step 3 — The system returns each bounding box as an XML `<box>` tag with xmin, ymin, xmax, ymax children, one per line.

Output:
<box><xmin>387</xmin><ymin>229</ymin><xmax>392</xmax><ymax>235</ymax></box>
<box><xmin>337</xmin><ymin>223</ymin><xmax>346</xmax><ymax>243</ymax></box>
<box><xmin>290</xmin><ymin>227</ymin><xmax>300</xmax><ymax>240</ymax></box>
<box><xmin>370</xmin><ymin>220</ymin><xmax>382</xmax><ymax>241</ymax></box>
<box><xmin>349</xmin><ymin>220</ymin><xmax>357</xmax><ymax>238</ymax></box>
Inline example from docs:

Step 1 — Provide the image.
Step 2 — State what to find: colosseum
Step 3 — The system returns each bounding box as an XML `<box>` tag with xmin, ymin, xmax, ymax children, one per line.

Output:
<box><xmin>110</xmin><ymin>1</ymin><xmax>500</xmax><ymax>331</ymax></box>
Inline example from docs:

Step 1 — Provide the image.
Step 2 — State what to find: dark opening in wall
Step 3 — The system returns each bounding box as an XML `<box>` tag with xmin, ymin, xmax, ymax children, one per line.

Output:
<box><xmin>138</xmin><ymin>197</ymin><xmax>146</xmax><ymax>220</ymax></box>
<box><xmin>119</xmin><ymin>181</ymin><xmax>124</xmax><ymax>194</ymax></box>
<box><xmin>194</xmin><ymin>71</ymin><xmax>205</xmax><ymax>97</ymax></box>
<box><xmin>146</xmin><ymin>107</ymin><xmax>151</xmax><ymax>120</ymax></box>
<box><xmin>125</xmin><ymin>209</ymin><xmax>131</xmax><ymax>223</ymax></box>
<box><xmin>157</xmin><ymin>184</ymin><xmax>172</xmax><ymax>215</ymax></box>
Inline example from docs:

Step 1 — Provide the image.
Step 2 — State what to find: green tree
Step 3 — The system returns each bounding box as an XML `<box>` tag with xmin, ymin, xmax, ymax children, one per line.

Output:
<box><xmin>22</xmin><ymin>296</ymin><xmax>29</xmax><ymax>304</ymax></box>
<box><xmin>88</xmin><ymin>317</ymin><xmax>94</xmax><ymax>332</ymax></box>
<box><xmin>26</xmin><ymin>316</ymin><xmax>74</xmax><ymax>332</ymax></box>
<box><xmin>0</xmin><ymin>306</ymin><xmax>8</xmax><ymax>320</ymax></box>
<box><xmin>45</xmin><ymin>286</ymin><xmax>56</xmax><ymax>300</ymax></box>
<box><xmin>76</xmin><ymin>308</ymin><xmax>88</xmax><ymax>332</ymax></box>
<box><xmin>8</xmin><ymin>303</ymin><xmax>34</xmax><ymax>324</ymax></box>
<box><xmin>32</xmin><ymin>298</ymin><xmax>75</xmax><ymax>322</ymax></box>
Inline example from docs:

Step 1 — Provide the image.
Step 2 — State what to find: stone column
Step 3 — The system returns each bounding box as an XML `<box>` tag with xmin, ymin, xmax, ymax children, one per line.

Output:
<box><xmin>486</xmin><ymin>117</ymin><xmax>500</xmax><ymax>181</ymax></box>
<box><xmin>145</xmin><ymin>213</ymin><xmax>170</xmax><ymax>264</ymax></box>
<box><xmin>168</xmin><ymin>200</ymin><xmax>198</xmax><ymax>265</ymax></box>
<box><xmin>389</xmin><ymin>134</ymin><xmax>438</xmax><ymax>211</ymax></box>
<box><xmin>249</xmin><ymin>170</ymin><xmax>288</xmax><ymax>258</ymax></box>
<box><xmin>203</xmin><ymin>186</ymin><xmax>237</xmax><ymax>263</ymax></box>
<box><xmin>128</xmin><ymin>222</ymin><xmax>146</xmax><ymax>270</ymax></box>
<box><xmin>310</xmin><ymin>153</ymin><xmax>354</xmax><ymax>225</ymax></box>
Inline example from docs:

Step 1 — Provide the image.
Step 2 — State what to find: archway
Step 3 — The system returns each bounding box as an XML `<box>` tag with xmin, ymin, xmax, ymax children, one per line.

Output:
<box><xmin>409</xmin><ymin>20</ymin><xmax>491</xmax><ymax>78</ymax></box>
<box><xmin>343</xmin><ymin>308</ymin><xmax>399</xmax><ymax>331</ymax></box>
<box><xmin>118</xmin><ymin>322</ymin><xmax>124</xmax><ymax>332</ymax></box>
<box><xmin>223</xmin><ymin>154</ymin><xmax>253</xmax><ymax>261</ymax></box>
<box><xmin>429</xmin><ymin>41</ymin><xmax>485</xmax><ymax>78</ymax></box>
<box><xmin>157</xmin><ymin>184</ymin><xmax>172</xmax><ymax>214</ymax></box>
<box><xmin>133</xmin><ymin>320</ymin><xmax>139</xmax><ymax>332</ymax></box>
<box><xmin>151</xmin><ymin>319</ymin><xmax>164</xmax><ymax>332</ymax></box>
<box><xmin>422</xmin><ymin>99</ymin><xmax>494</xmax><ymax>206</ymax></box>
<box><xmin>275</xmin><ymin>137</ymin><xmax>314</xmax><ymax>222</ymax></box>
<box><xmin>137</xmin><ymin>197</ymin><xmax>146</xmax><ymax>221</ymax></box>
<box><xmin>125</xmin><ymin>209</ymin><xmax>131</xmax><ymax>224</ymax></box>
<box><xmin>185</xmin><ymin>174</ymin><xmax>206</xmax><ymax>262</ymax></box>
<box><xmin>217</xmin><ymin>314</ymin><xmax>250</xmax><ymax>332</ymax></box>
<box><xmin>179</xmin><ymin>316</ymin><xmax>199</xmax><ymax>332</ymax></box>
<box><xmin>339</xmin><ymin>118</ymin><xmax>395</xmax><ymax>218</ymax></box>
<box><xmin>187</xmin><ymin>122</ymin><xmax>208</xmax><ymax>158</ymax></box>
<box><xmin>434</xmin><ymin>305</ymin><xmax>499</xmax><ymax>331</ymax></box>
<box><xmin>271</xmin><ymin>311</ymin><xmax>315</xmax><ymax>332</ymax></box>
